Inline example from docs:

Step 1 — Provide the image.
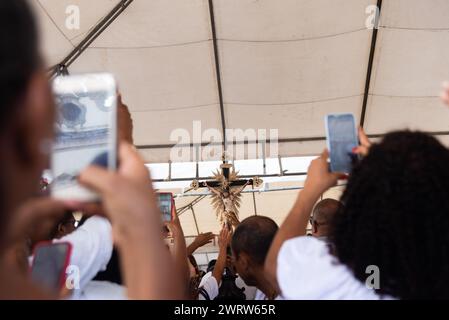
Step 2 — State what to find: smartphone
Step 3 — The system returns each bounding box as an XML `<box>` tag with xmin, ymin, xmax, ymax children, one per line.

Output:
<box><xmin>325</xmin><ymin>113</ymin><xmax>358</xmax><ymax>173</ymax></box>
<box><xmin>51</xmin><ymin>73</ymin><xmax>117</xmax><ymax>202</ymax></box>
<box><xmin>157</xmin><ymin>193</ymin><xmax>175</xmax><ymax>222</ymax></box>
<box><xmin>30</xmin><ymin>242</ymin><xmax>72</xmax><ymax>292</ymax></box>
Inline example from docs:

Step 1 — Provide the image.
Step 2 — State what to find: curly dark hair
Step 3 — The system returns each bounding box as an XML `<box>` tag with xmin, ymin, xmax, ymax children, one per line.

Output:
<box><xmin>330</xmin><ymin>131</ymin><xmax>449</xmax><ymax>299</ymax></box>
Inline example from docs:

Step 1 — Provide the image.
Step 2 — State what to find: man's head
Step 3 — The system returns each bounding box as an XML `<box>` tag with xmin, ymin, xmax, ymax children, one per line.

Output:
<box><xmin>231</xmin><ymin>216</ymin><xmax>278</xmax><ymax>286</ymax></box>
<box><xmin>311</xmin><ymin>199</ymin><xmax>342</xmax><ymax>238</ymax></box>
<box><xmin>52</xmin><ymin>212</ymin><xmax>78</xmax><ymax>239</ymax></box>
<box><xmin>0</xmin><ymin>0</ymin><xmax>55</xmax><ymax>224</ymax></box>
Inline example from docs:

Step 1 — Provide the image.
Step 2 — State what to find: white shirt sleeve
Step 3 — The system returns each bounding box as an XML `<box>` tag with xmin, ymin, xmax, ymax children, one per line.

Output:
<box><xmin>198</xmin><ymin>272</ymin><xmax>219</xmax><ymax>300</ymax></box>
<box><xmin>54</xmin><ymin>216</ymin><xmax>113</xmax><ymax>297</ymax></box>
<box><xmin>277</xmin><ymin>236</ymin><xmax>385</xmax><ymax>300</ymax></box>
<box><xmin>80</xmin><ymin>281</ymin><xmax>127</xmax><ymax>300</ymax></box>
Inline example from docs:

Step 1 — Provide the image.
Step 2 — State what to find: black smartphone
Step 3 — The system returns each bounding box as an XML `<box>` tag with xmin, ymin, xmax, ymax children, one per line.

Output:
<box><xmin>325</xmin><ymin>113</ymin><xmax>359</xmax><ymax>173</ymax></box>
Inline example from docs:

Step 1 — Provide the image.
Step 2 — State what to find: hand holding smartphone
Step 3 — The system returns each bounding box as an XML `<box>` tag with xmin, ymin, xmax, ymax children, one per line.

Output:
<box><xmin>51</xmin><ymin>73</ymin><xmax>118</xmax><ymax>202</ymax></box>
<box><xmin>325</xmin><ymin>113</ymin><xmax>359</xmax><ymax>174</ymax></box>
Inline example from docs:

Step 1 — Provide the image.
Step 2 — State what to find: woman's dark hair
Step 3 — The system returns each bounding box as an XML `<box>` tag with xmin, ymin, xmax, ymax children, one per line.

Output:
<box><xmin>330</xmin><ymin>131</ymin><xmax>449</xmax><ymax>299</ymax></box>
<box><xmin>0</xmin><ymin>0</ymin><xmax>40</xmax><ymax>243</ymax></box>
<box><xmin>0</xmin><ymin>0</ymin><xmax>40</xmax><ymax>130</ymax></box>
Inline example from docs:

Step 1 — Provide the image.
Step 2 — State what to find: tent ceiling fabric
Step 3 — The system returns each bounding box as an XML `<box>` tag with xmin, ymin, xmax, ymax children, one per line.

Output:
<box><xmin>365</xmin><ymin>0</ymin><xmax>449</xmax><ymax>135</ymax></box>
<box><xmin>34</xmin><ymin>0</ymin><xmax>449</xmax><ymax>163</ymax></box>
<box><xmin>32</xmin><ymin>0</ymin><xmax>121</xmax><ymax>66</ymax></box>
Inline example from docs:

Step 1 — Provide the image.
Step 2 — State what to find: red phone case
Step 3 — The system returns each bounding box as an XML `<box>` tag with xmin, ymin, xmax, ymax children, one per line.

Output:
<box><xmin>158</xmin><ymin>192</ymin><xmax>176</xmax><ymax>221</ymax></box>
<box><xmin>30</xmin><ymin>241</ymin><xmax>73</xmax><ymax>291</ymax></box>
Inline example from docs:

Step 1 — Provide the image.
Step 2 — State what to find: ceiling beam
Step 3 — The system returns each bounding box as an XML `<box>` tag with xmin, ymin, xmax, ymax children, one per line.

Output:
<box><xmin>208</xmin><ymin>0</ymin><xmax>228</xmax><ymax>157</ymax></box>
<box><xmin>136</xmin><ymin>131</ymin><xmax>449</xmax><ymax>150</ymax></box>
<box><xmin>49</xmin><ymin>0</ymin><xmax>135</xmax><ymax>77</ymax></box>
<box><xmin>360</xmin><ymin>0</ymin><xmax>383</xmax><ymax>127</ymax></box>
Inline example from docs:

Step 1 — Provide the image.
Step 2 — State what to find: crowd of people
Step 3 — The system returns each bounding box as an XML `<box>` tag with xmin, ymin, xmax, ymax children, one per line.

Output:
<box><xmin>2</xmin><ymin>0</ymin><xmax>449</xmax><ymax>300</ymax></box>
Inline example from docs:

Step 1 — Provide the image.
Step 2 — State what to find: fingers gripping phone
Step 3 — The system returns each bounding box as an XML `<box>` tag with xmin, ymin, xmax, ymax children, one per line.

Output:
<box><xmin>30</xmin><ymin>242</ymin><xmax>72</xmax><ymax>292</ymax></box>
<box><xmin>51</xmin><ymin>73</ymin><xmax>118</xmax><ymax>202</ymax></box>
<box><xmin>325</xmin><ymin>113</ymin><xmax>359</xmax><ymax>174</ymax></box>
<box><xmin>157</xmin><ymin>193</ymin><xmax>175</xmax><ymax>223</ymax></box>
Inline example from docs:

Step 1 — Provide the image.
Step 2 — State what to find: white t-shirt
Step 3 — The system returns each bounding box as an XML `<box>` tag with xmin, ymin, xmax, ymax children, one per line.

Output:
<box><xmin>198</xmin><ymin>272</ymin><xmax>219</xmax><ymax>300</ymax></box>
<box><xmin>80</xmin><ymin>281</ymin><xmax>126</xmax><ymax>300</ymax></box>
<box><xmin>277</xmin><ymin>236</ymin><xmax>392</xmax><ymax>300</ymax></box>
<box><xmin>54</xmin><ymin>216</ymin><xmax>114</xmax><ymax>299</ymax></box>
<box><xmin>198</xmin><ymin>271</ymin><xmax>257</xmax><ymax>300</ymax></box>
<box><xmin>235</xmin><ymin>276</ymin><xmax>257</xmax><ymax>300</ymax></box>
<box><xmin>254</xmin><ymin>289</ymin><xmax>282</xmax><ymax>301</ymax></box>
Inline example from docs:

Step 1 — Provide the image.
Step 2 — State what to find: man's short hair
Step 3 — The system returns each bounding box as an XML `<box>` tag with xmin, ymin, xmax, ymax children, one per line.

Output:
<box><xmin>312</xmin><ymin>198</ymin><xmax>343</xmax><ymax>225</ymax></box>
<box><xmin>231</xmin><ymin>216</ymin><xmax>278</xmax><ymax>266</ymax></box>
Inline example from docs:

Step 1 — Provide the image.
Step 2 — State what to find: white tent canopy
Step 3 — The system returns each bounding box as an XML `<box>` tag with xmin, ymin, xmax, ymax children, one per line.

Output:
<box><xmin>32</xmin><ymin>0</ymin><xmax>449</xmax><ymax>250</ymax></box>
<box><xmin>33</xmin><ymin>0</ymin><xmax>449</xmax><ymax>164</ymax></box>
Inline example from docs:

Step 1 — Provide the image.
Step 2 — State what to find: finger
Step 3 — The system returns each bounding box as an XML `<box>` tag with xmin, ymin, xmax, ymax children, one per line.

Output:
<box><xmin>78</xmin><ymin>166</ymin><xmax>116</xmax><ymax>195</ymax></box>
<box><xmin>206</xmin><ymin>234</ymin><xmax>215</xmax><ymax>240</ymax></box>
<box><xmin>352</xmin><ymin>146</ymin><xmax>369</xmax><ymax>156</ymax></box>
<box><xmin>320</xmin><ymin>149</ymin><xmax>329</xmax><ymax>160</ymax></box>
<box><xmin>16</xmin><ymin>198</ymin><xmax>68</xmax><ymax>228</ymax></box>
<box><xmin>9</xmin><ymin>198</ymin><xmax>68</xmax><ymax>243</ymax></box>
<box><xmin>358</xmin><ymin>127</ymin><xmax>371</xmax><ymax>147</ymax></box>
<box><xmin>118</xmin><ymin>143</ymin><xmax>150</xmax><ymax>185</ymax></box>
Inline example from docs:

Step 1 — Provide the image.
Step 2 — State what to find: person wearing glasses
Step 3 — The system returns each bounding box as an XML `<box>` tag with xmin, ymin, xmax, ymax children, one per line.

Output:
<box><xmin>310</xmin><ymin>199</ymin><xmax>343</xmax><ymax>245</ymax></box>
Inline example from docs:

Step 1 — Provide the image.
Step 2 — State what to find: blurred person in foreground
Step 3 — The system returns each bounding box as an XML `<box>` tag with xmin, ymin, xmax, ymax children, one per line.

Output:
<box><xmin>266</xmin><ymin>129</ymin><xmax>449</xmax><ymax>299</ymax></box>
<box><xmin>0</xmin><ymin>0</ymin><xmax>183</xmax><ymax>299</ymax></box>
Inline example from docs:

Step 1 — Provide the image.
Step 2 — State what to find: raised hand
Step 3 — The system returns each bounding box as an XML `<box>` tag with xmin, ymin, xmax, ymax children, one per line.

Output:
<box><xmin>303</xmin><ymin>150</ymin><xmax>344</xmax><ymax>199</ymax></box>
<box><xmin>352</xmin><ymin>127</ymin><xmax>372</xmax><ymax>156</ymax></box>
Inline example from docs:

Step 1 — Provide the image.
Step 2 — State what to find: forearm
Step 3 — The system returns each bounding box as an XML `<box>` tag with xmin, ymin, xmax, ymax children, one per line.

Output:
<box><xmin>117</xmin><ymin>220</ymin><xmax>185</xmax><ymax>300</ymax></box>
<box><xmin>172</xmin><ymin>230</ymin><xmax>190</xmax><ymax>294</ymax></box>
<box><xmin>265</xmin><ymin>189</ymin><xmax>320</xmax><ymax>288</ymax></box>
<box><xmin>186</xmin><ymin>242</ymin><xmax>199</xmax><ymax>256</ymax></box>
<box><xmin>212</xmin><ymin>247</ymin><xmax>227</xmax><ymax>285</ymax></box>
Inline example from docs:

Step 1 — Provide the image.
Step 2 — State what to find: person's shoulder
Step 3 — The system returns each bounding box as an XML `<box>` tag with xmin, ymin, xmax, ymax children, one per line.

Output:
<box><xmin>198</xmin><ymin>273</ymin><xmax>219</xmax><ymax>300</ymax></box>
<box><xmin>280</xmin><ymin>236</ymin><xmax>330</xmax><ymax>259</ymax></box>
<box><xmin>277</xmin><ymin>236</ymin><xmax>388</xmax><ymax>300</ymax></box>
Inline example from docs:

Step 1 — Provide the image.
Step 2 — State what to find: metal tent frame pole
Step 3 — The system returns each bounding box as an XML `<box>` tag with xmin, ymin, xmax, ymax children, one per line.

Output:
<box><xmin>137</xmin><ymin>130</ymin><xmax>449</xmax><ymax>151</ymax></box>
<box><xmin>49</xmin><ymin>0</ymin><xmax>135</xmax><ymax>77</ymax></box>
<box><xmin>360</xmin><ymin>0</ymin><xmax>383</xmax><ymax>128</ymax></box>
<box><xmin>208</xmin><ymin>0</ymin><xmax>228</xmax><ymax>160</ymax></box>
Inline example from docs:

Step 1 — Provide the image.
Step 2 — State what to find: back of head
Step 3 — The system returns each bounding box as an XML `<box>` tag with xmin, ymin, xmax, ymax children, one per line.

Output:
<box><xmin>331</xmin><ymin>131</ymin><xmax>449</xmax><ymax>299</ymax></box>
<box><xmin>232</xmin><ymin>216</ymin><xmax>278</xmax><ymax>266</ymax></box>
<box><xmin>312</xmin><ymin>198</ymin><xmax>342</xmax><ymax>237</ymax></box>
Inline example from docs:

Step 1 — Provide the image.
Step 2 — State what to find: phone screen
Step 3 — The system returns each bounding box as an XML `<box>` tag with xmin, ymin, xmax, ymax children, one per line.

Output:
<box><xmin>51</xmin><ymin>73</ymin><xmax>117</xmax><ymax>201</ymax></box>
<box><xmin>158</xmin><ymin>193</ymin><xmax>173</xmax><ymax>222</ymax></box>
<box><xmin>325</xmin><ymin>114</ymin><xmax>358</xmax><ymax>173</ymax></box>
<box><xmin>31</xmin><ymin>242</ymin><xmax>72</xmax><ymax>291</ymax></box>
